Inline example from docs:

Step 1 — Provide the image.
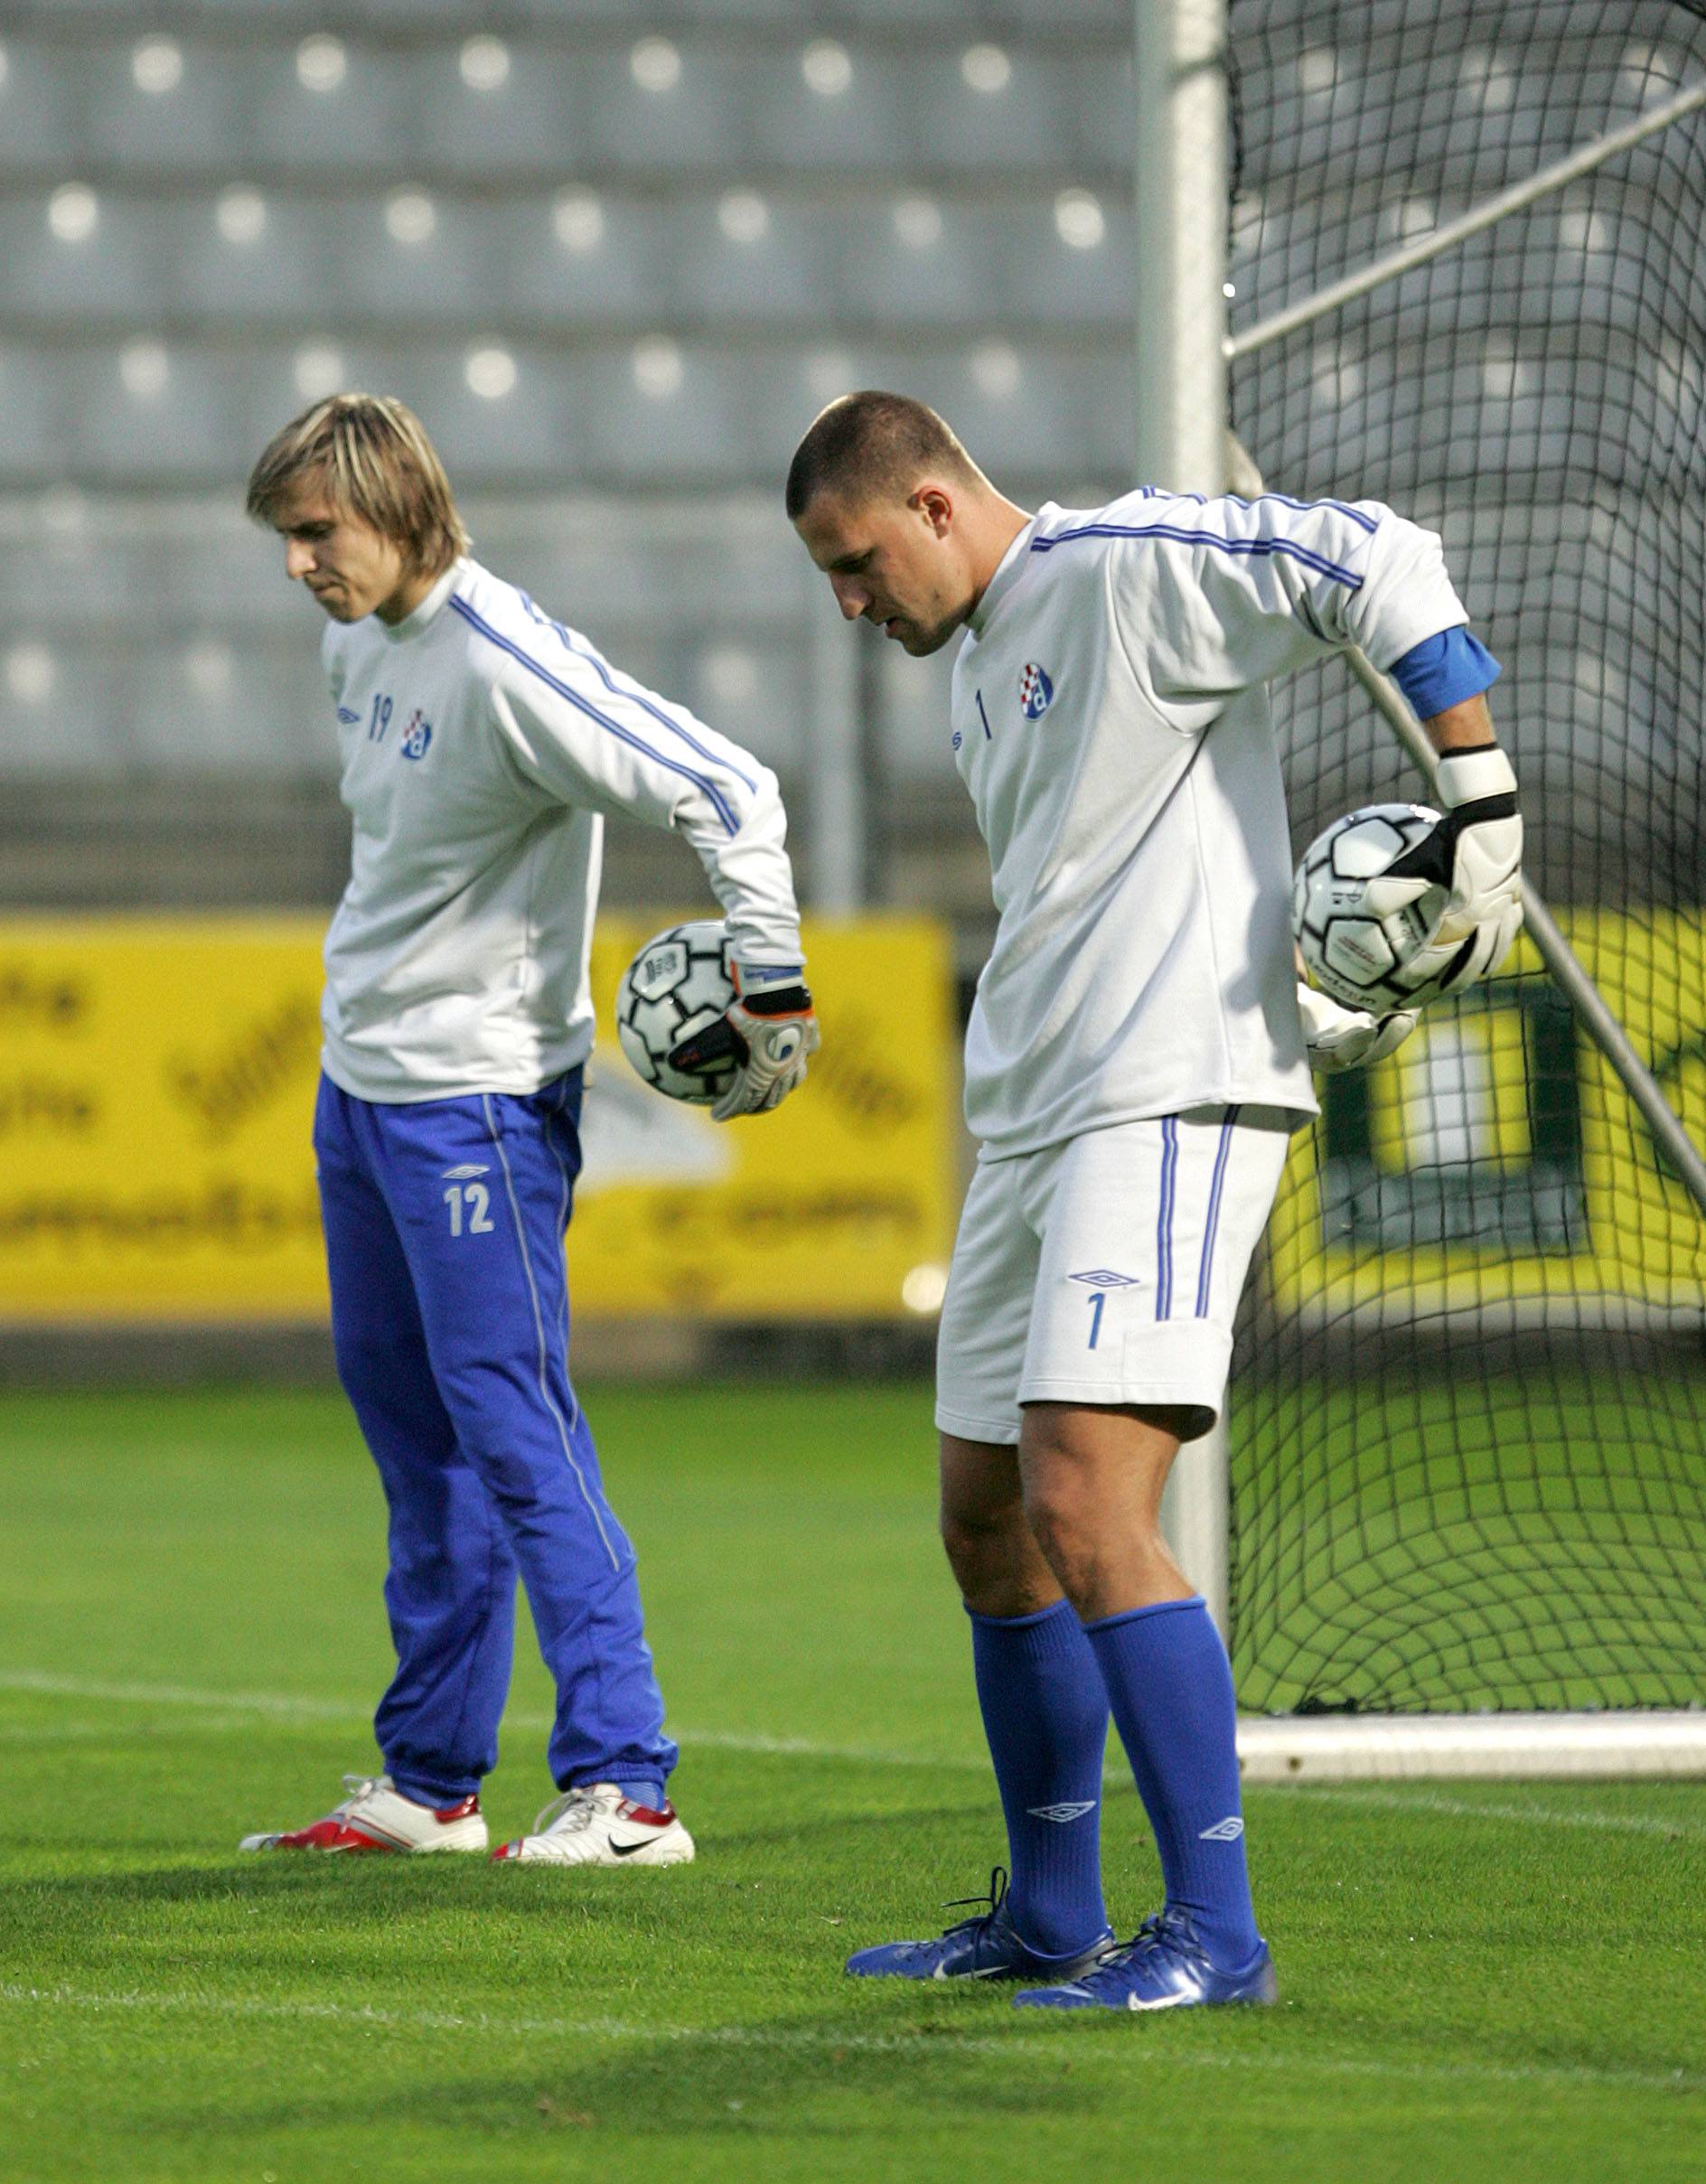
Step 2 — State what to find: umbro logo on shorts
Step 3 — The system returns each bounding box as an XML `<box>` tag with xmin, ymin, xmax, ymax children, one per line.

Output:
<box><xmin>1027</xmin><ymin>1801</ymin><xmax>1096</xmax><ymax>1823</ymax></box>
<box><xmin>441</xmin><ymin>1163</ymin><xmax>490</xmax><ymax>1180</ymax></box>
<box><xmin>1069</xmin><ymin>1269</ymin><xmax>1137</xmax><ymax>1289</ymax></box>
<box><xmin>1198</xmin><ymin>1815</ymin><xmax>1245</xmax><ymax>1842</ymax></box>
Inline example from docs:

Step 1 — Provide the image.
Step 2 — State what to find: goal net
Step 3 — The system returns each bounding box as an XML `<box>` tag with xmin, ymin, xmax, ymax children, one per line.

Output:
<box><xmin>1223</xmin><ymin>0</ymin><xmax>1706</xmax><ymax>1721</ymax></box>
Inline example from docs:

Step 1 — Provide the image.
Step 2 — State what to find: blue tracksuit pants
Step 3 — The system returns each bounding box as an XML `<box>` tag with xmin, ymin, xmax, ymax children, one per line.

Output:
<box><xmin>314</xmin><ymin>1068</ymin><xmax>676</xmax><ymax>1808</ymax></box>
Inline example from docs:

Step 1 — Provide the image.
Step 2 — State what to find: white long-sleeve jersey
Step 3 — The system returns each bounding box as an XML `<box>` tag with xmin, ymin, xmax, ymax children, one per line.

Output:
<box><xmin>318</xmin><ymin>557</ymin><xmax>802</xmax><ymax>1102</ymax></box>
<box><xmin>951</xmin><ymin>487</ymin><xmax>1474</xmax><ymax>1158</ymax></box>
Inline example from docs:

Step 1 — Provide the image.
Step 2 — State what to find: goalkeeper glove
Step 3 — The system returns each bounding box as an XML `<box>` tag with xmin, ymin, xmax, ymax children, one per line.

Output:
<box><xmin>1385</xmin><ymin>742</ymin><xmax>1524</xmax><ymax>998</ymax></box>
<box><xmin>668</xmin><ymin>963</ymin><xmax>820</xmax><ymax>1122</ymax></box>
<box><xmin>1297</xmin><ymin>981</ymin><xmax>1417</xmax><ymax>1074</ymax></box>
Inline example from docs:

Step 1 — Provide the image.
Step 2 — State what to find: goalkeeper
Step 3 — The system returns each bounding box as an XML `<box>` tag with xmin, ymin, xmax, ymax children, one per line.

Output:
<box><xmin>237</xmin><ymin>394</ymin><xmax>816</xmax><ymax>1866</ymax></box>
<box><xmin>787</xmin><ymin>391</ymin><xmax>1519</xmax><ymax>2011</ymax></box>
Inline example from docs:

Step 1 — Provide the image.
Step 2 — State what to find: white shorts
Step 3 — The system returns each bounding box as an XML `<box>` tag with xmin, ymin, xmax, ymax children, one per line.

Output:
<box><xmin>935</xmin><ymin>1107</ymin><xmax>1291</xmax><ymax>1446</ymax></box>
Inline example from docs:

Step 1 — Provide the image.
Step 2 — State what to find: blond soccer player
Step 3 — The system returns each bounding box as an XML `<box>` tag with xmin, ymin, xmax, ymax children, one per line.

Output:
<box><xmin>238</xmin><ymin>394</ymin><xmax>817</xmax><ymax>1863</ymax></box>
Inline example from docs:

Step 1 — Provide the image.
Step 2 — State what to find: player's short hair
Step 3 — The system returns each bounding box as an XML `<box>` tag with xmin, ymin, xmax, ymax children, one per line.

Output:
<box><xmin>245</xmin><ymin>393</ymin><xmax>469</xmax><ymax>574</ymax></box>
<box><xmin>784</xmin><ymin>390</ymin><xmax>980</xmax><ymax>520</ymax></box>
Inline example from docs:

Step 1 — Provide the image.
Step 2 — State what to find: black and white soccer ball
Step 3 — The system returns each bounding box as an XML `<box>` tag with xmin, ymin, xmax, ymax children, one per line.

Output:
<box><xmin>1292</xmin><ymin>802</ymin><xmax>1471</xmax><ymax>1012</ymax></box>
<box><xmin>615</xmin><ymin>921</ymin><xmax>739</xmax><ymax>1105</ymax></box>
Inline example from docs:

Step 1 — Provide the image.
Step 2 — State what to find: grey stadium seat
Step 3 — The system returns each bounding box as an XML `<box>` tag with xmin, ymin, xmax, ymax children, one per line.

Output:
<box><xmin>831</xmin><ymin>199</ymin><xmax>1002</xmax><ymax>328</ymax></box>
<box><xmin>0</xmin><ymin>193</ymin><xmax>164</xmax><ymax>325</ymax></box>
<box><xmin>233</xmin><ymin>43</ymin><xmax>409</xmax><ymax>176</ymax></box>
<box><xmin>326</xmin><ymin>194</ymin><xmax>501</xmax><ymax>326</ymax></box>
<box><xmin>0</xmin><ymin>41</ymin><xmax>80</xmax><ymax>173</ymax></box>
<box><xmin>80</xmin><ymin>37</ymin><xmax>246</xmax><ymax>173</ymax></box>
<box><xmin>576</xmin><ymin>348</ymin><xmax>751</xmax><ymax>489</ymax></box>
<box><xmin>390</xmin><ymin>40</ymin><xmax>578</xmax><ymax>177</ymax></box>
<box><xmin>0</xmin><ymin>643</ymin><xmax>124</xmax><ymax>773</ymax></box>
<box><xmin>741</xmin><ymin>48</ymin><xmax>911</xmax><ymax>171</ymax></box>
<box><xmin>67</xmin><ymin>345</ymin><xmax>249</xmax><ymax>486</ymax></box>
<box><xmin>666</xmin><ymin>194</ymin><xmax>838</xmax><ymax>326</ymax></box>
<box><xmin>379</xmin><ymin>349</ymin><xmax>586</xmax><ymax>491</ymax></box>
<box><xmin>980</xmin><ymin>200</ymin><xmax>1139</xmax><ymax>330</ymax></box>
<box><xmin>576</xmin><ymin>43</ymin><xmax>746</xmax><ymax>173</ymax></box>
<box><xmin>499</xmin><ymin>194</ymin><xmax>672</xmax><ymax>330</ymax></box>
<box><xmin>889</xmin><ymin>48</ymin><xmax>1071</xmax><ymax>173</ymax></box>
<box><xmin>0</xmin><ymin>345</ymin><xmax>70</xmax><ymax>484</ymax></box>
<box><xmin>161</xmin><ymin>194</ymin><xmax>331</xmax><ymax>328</ymax></box>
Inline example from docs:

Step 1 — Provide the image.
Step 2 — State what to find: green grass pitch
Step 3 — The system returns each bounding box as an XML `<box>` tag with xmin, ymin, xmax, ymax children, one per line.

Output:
<box><xmin>0</xmin><ymin>1384</ymin><xmax>1700</xmax><ymax>2182</ymax></box>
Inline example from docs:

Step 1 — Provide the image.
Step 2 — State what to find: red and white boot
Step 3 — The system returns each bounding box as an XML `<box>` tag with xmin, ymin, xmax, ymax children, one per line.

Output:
<box><xmin>238</xmin><ymin>1773</ymin><xmax>488</xmax><ymax>1854</ymax></box>
<box><xmin>492</xmin><ymin>1783</ymin><xmax>695</xmax><ymax>1867</ymax></box>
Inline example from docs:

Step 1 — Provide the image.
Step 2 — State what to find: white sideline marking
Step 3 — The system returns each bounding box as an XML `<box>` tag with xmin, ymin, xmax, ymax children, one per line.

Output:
<box><xmin>1291</xmin><ymin>1785</ymin><xmax>1706</xmax><ymax>1842</ymax></box>
<box><xmin>0</xmin><ymin>1982</ymin><xmax>1697</xmax><ymax>2095</ymax></box>
<box><xmin>0</xmin><ymin>1670</ymin><xmax>986</xmax><ymax>1774</ymax></box>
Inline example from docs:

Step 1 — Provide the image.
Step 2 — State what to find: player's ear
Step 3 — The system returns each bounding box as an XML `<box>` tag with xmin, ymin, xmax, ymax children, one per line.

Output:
<box><xmin>910</xmin><ymin>483</ymin><xmax>954</xmax><ymax>538</ymax></box>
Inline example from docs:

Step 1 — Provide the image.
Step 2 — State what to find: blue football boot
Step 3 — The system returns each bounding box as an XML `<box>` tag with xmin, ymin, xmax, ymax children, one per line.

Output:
<box><xmin>846</xmin><ymin>1869</ymin><xmax>1115</xmax><ymax>1984</ymax></box>
<box><xmin>1013</xmin><ymin>1907</ymin><xmax>1277</xmax><ymax>2011</ymax></box>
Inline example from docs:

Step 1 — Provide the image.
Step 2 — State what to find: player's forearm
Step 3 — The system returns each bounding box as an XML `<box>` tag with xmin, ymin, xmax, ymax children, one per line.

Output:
<box><xmin>678</xmin><ymin>788</ymin><xmax>805</xmax><ymax>971</ymax></box>
<box><xmin>1422</xmin><ymin>690</ymin><xmax>1497</xmax><ymax>754</ymax></box>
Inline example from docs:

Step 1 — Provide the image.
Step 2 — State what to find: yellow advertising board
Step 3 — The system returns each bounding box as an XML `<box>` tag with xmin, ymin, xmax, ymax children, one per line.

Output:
<box><xmin>1269</xmin><ymin>911</ymin><xmax>1706</xmax><ymax>1318</ymax></box>
<box><xmin>0</xmin><ymin>914</ymin><xmax>957</xmax><ymax>1323</ymax></box>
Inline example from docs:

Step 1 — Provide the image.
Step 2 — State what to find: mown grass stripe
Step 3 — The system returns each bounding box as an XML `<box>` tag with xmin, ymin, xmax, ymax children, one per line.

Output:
<box><xmin>2</xmin><ymin>1981</ymin><xmax>1698</xmax><ymax>2095</ymax></box>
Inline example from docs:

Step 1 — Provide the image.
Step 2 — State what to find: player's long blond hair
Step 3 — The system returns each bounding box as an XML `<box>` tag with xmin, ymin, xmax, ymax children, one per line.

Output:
<box><xmin>245</xmin><ymin>393</ymin><xmax>470</xmax><ymax>575</ymax></box>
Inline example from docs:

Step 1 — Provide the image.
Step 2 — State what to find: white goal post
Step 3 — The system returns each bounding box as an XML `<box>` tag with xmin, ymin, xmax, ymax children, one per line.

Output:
<box><xmin>1135</xmin><ymin>0</ymin><xmax>1706</xmax><ymax>1778</ymax></box>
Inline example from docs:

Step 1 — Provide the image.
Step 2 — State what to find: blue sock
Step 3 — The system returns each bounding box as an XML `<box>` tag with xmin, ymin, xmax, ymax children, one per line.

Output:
<box><xmin>970</xmin><ymin>1600</ymin><xmax>1111</xmax><ymax>1959</ymax></box>
<box><xmin>1084</xmin><ymin>1596</ymin><xmax>1260</xmax><ymax>1964</ymax></box>
<box><xmin>597</xmin><ymin>1778</ymin><xmax>668</xmax><ymax>1812</ymax></box>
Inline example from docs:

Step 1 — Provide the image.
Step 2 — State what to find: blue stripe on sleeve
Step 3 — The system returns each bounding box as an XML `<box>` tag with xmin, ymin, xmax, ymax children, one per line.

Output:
<box><xmin>450</xmin><ymin>596</ymin><xmax>741</xmax><ymax>836</ymax></box>
<box><xmin>1387</xmin><ymin>627</ymin><xmax>1502</xmax><ymax>719</ymax></box>
<box><xmin>517</xmin><ymin>593</ymin><xmax>759</xmax><ymax>796</ymax></box>
<box><xmin>1032</xmin><ymin>522</ymin><xmax>1364</xmax><ymax>591</ymax></box>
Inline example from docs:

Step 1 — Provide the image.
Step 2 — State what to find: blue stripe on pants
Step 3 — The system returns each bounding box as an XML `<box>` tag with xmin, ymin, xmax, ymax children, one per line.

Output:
<box><xmin>314</xmin><ymin>1069</ymin><xmax>676</xmax><ymax>1804</ymax></box>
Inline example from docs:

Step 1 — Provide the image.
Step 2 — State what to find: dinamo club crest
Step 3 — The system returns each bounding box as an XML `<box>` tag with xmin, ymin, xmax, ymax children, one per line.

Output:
<box><xmin>1017</xmin><ymin>661</ymin><xmax>1054</xmax><ymax>719</ymax></box>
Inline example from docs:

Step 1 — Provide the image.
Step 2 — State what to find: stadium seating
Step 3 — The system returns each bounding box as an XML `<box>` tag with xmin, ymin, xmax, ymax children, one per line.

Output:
<box><xmin>0</xmin><ymin>0</ymin><xmax>1682</xmax><ymax>825</ymax></box>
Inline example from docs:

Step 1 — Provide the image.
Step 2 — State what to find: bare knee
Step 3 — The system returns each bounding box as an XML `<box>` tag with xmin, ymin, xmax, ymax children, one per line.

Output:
<box><xmin>1018</xmin><ymin>1402</ymin><xmax>1194</xmax><ymax>1620</ymax></box>
<box><xmin>939</xmin><ymin>1434</ymin><xmax>1062</xmax><ymax>1617</ymax></box>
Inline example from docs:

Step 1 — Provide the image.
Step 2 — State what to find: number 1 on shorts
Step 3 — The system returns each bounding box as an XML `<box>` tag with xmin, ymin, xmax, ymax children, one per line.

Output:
<box><xmin>1086</xmin><ymin>1291</ymin><xmax>1106</xmax><ymax>1349</ymax></box>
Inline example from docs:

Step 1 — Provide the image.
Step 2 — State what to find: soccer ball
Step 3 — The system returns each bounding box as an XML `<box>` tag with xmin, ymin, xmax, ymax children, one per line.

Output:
<box><xmin>615</xmin><ymin>921</ymin><xmax>739</xmax><ymax>1105</ymax></box>
<box><xmin>1292</xmin><ymin>802</ymin><xmax>1469</xmax><ymax>1012</ymax></box>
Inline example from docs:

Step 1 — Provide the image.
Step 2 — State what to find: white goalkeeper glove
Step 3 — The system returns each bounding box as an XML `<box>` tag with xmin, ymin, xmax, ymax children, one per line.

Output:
<box><xmin>668</xmin><ymin>962</ymin><xmax>820</xmax><ymax>1122</ymax></box>
<box><xmin>1297</xmin><ymin>981</ymin><xmax>1417</xmax><ymax>1074</ymax></box>
<box><xmin>1384</xmin><ymin>743</ymin><xmax>1524</xmax><ymax>998</ymax></box>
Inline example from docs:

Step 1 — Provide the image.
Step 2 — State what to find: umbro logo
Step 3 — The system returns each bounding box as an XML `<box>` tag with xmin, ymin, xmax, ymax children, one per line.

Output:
<box><xmin>441</xmin><ymin>1163</ymin><xmax>490</xmax><ymax>1180</ymax></box>
<box><xmin>1198</xmin><ymin>1815</ymin><xmax>1245</xmax><ymax>1842</ymax></box>
<box><xmin>336</xmin><ymin>705</ymin><xmax>360</xmax><ymax>725</ymax></box>
<box><xmin>1069</xmin><ymin>1269</ymin><xmax>1137</xmax><ymax>1289</ymax></box>
<box><xmin>1026</xmin><ymin>1800</ymin><xmax>1096</xmax><ymax>1823</ymax></box>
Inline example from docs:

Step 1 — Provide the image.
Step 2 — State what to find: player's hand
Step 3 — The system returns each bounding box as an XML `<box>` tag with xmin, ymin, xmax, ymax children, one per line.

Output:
<box><xmin>1297</xmin><ymin>981</ymin><xmax>1417</xmax><ymax>1074</ymax></box>
<box><xmin>709</xmin><ymin>968</ymin><xmax>820</xmax><ymax>1122</ymax></box>
<box><xmin>1385</xmin><ymin>743</ymin><xmax>1524</xmax><ymax>995</ymax></box>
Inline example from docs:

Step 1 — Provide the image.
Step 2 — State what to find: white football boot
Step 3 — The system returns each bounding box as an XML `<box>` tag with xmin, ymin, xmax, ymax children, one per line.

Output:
<box><xmin>238</xmin><ymin>1773</ymin><xmax>488</xmax><ymax>1854</ymax></box>
<box><xmin>491</xmin><ymin>1783</ymin><xmax>695</xmax><ymax>1867</ymax></box>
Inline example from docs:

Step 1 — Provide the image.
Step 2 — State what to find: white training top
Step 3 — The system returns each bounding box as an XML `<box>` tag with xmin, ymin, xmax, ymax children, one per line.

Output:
<box><xmin>951</xmin><ymin>488</ymin><xmax>1473</xmax><ymax>1158</ymax></box>
<box><xmin>318</xmin><ymin>558</ymin><xmax>802</xmax><ymax>1102</ymax></box>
